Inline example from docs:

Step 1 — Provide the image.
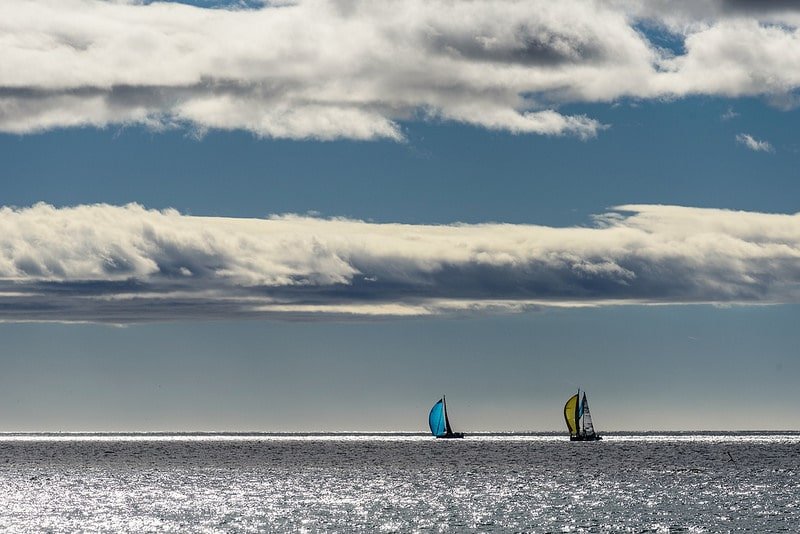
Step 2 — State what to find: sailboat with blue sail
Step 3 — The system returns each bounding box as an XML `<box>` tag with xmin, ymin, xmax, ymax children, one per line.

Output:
<box><xmin>564</xmin><ymin>389</ymin><xmax>602</xmax><ymax>441</ymax></box>
<box><xmin>428</xmin><ymin>396</ymin><xmax>465</xmax><ymax>439</ymax></box>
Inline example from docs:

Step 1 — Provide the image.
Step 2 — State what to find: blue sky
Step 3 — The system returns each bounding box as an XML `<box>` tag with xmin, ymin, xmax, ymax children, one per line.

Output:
<box><xmin>0</xmin><ymin>0</ymin><xmax>799</xmax><ymax>431</ymax></box>
<box><xmin>3</xmin><ymin>97</ymin><xmax>797</xmax><ymax>224</ymax></box>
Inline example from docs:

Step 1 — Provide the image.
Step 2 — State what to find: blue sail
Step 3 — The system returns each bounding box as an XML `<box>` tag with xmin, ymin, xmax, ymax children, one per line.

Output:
<box><xmin>428</xmin><ymin>399</ymin><xmax>446</xmax><ymax>436</ymax></box>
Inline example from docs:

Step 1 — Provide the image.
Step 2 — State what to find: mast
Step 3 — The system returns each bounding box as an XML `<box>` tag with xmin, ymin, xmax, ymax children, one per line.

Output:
<box><xmin>577</xmin><ymin>388</ymin><xmax>581</xmax><ymax>438</ymax></box>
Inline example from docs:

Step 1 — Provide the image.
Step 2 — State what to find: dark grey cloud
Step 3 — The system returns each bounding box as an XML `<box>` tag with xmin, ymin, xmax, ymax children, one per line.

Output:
<box><xmin>425</xmin><ymin>26</ymin><xmax>608</xmax><ymax>67</ymax></box>
<box><xmin>723</xmin><ymin>0</ymin><xmax>800</xmax><ymax>13</ymax></box>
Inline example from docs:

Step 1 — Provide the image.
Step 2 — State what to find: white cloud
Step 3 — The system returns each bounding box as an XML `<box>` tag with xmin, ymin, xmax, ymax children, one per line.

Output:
<box><xmin>0</xmin><ymin>0</ymin><xmax>625</xmax><ymax>139</ymax></box>
<box><xmin>0</xmin><ymin>203</ymin><xmax>798</xmax><ymax>323</ymax></box>
<box><xmin>2</xmin><ymin>0</ymin><xmax>799</xmax><ymax>139</ymax></box>
<box><xmin>654</xmin><ymin>21</ymin><xmax>800</xmax><ymax>99</ymax></box>
<box><xmin>721</xmin><ymin>107</ymin><xmax>739</xmax><ymax>120</ymax></box>
<box><xmin>736</xmin><ymin>133</ymin><xmax>774</xmax><ymax>152</ymax></box>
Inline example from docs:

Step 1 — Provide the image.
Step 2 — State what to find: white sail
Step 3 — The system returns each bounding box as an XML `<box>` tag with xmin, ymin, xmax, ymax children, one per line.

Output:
<box><xmin>580</xmin><ymin>394</ymin><xmax>595</xmax><ymax>437</ymax></box>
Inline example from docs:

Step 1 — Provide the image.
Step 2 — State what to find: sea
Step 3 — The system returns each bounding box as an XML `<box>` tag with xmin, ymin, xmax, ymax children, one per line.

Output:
<box><xmin>0</xmin><ymin>432</ymin><xmax>797</xmax><ymax>532</ymax></box>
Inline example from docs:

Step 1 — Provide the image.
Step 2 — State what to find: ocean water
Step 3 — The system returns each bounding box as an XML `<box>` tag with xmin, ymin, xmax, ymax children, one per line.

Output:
<box><xmin>0</xmin><ymin>432</ymin><xmax>798</xmax><ymax>532</ymax></box>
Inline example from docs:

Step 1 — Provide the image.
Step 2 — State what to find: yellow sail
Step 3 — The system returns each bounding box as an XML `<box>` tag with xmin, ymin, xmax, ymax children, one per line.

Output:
<box><xmin>564</xmin><ymin>394</ymin><xmax>579</xmax><ymax>435</ymax></box>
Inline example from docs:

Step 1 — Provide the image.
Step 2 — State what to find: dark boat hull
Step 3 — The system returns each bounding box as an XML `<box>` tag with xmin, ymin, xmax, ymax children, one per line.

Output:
<box><xmin>570</xmin><ymin>435</ymin><xmax>602</xmax><ymax>441</ymax></box>
<box><xmin>436</xmin><ymin>432</ymin><xmax>465</xmax><ymax>439</ymax></box>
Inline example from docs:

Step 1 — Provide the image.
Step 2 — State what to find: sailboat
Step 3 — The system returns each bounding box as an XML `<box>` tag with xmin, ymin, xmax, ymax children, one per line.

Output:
<box><xmin>564</xmin><ymin>389</ymin><xmax>602</xmax><ymax>441</ymax></box>
<box><xmin>428</xmin><ymin>396</ymin><xmax>465</xmax><ymax>439</ymax></box>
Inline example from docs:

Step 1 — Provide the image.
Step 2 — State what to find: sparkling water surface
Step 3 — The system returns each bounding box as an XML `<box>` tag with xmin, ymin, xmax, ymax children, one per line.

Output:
<box><xmin>0</xmin><ymin>432</ymin><xmax>798</xmax><ymax>532</ymax></box>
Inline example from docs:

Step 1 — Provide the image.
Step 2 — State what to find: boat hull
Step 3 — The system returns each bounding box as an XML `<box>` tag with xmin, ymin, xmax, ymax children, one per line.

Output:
<box><xmin>570</xmin><ymin>435</ymin><xmax>602</xmax><ymax>441</ymax></box>
<box><xmin>436</xmin><ymin>432</ymin><xmax>465</xmax><ymax>439</ymax></box>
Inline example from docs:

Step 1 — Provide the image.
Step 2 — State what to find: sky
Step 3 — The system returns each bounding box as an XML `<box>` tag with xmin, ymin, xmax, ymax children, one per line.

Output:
<box><xmin>0</xmin><ymin>0</ymin><xmax>799</xmax><ymax>431</ymax></box>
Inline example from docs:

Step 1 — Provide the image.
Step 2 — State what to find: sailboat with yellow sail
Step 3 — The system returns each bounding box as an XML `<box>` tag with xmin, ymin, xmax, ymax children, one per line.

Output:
<box><xmin>564</xmin><ymin>389</ymin><xmax>602</xmax><ymax>441</ymax></box>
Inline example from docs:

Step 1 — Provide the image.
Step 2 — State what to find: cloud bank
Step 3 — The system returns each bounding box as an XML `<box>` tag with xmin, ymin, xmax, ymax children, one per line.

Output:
<box><xmin>2</xmin><ymin>0</ymin><xmax>800</xmax><ymax>140</ymax></box>
<box><xmin>0</xmin><ymin>203</ymin><xmax>798</xmax><ymax>323</ymax></box>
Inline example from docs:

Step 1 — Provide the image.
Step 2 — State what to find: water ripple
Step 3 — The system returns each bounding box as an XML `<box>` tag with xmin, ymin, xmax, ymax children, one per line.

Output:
<box><xmin>0</xmin><ymin>433</ymin><xmax>797</xmax><ymax>532</ymax></box>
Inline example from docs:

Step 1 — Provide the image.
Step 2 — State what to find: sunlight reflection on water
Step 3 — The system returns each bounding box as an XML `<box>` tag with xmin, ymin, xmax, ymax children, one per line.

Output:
<box><xmin>0</xmin><ymin>433</ymin><xmax>797</xmax><ymax>532</ymax></box>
